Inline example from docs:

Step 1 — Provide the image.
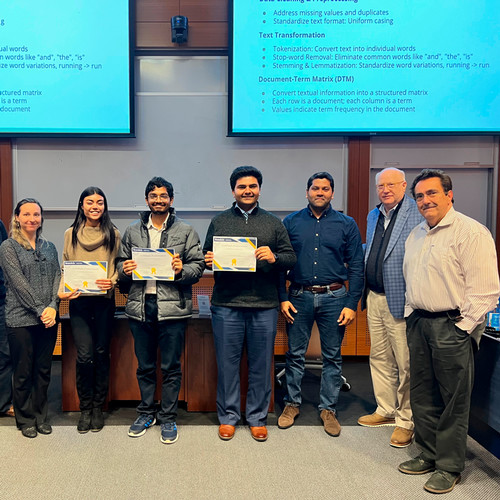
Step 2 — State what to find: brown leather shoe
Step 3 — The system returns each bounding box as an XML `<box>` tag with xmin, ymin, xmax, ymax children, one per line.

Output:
<box><xmin>320</xmin><ymin>409</ymin><xmax>341</xmax><ymax>436</ymax></box>
<box><xmin>278</xmin><ymin>405</ymin><xmax>299</xmax><ymax>429</ymax></box>
<box><xmin>5</xmin><ymin>405</ymin><xmax>15</xmax><ymax>417</ymax></box>
<box><xmin>250</xmin><ymin>426</ymin><xmax>268</xmax><ymax>442</ymax></box>
<box><xmin>390</xmin><ymin>426</ymin><xmax>414</xmax><ymax>448</ymax></box>
<box><xmin>218</xmin><ymin>424</ymin><xmax>235</xmax><ymax>441</ymax></box>
<box><xmin>357</xmin><ymin>412</ymin><xmax>395</xmax><ymax>427</ymax></box>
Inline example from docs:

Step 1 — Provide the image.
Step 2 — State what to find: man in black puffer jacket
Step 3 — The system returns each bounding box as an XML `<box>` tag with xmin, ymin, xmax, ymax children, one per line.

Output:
<box><xmin>117</xmin><ymin>177</ymin><xmax>204</xmax><ymax>445</ymax></box>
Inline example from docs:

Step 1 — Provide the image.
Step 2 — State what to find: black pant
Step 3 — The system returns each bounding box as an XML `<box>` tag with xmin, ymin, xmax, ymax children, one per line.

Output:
<box><xmin>128</xmin><ymin>296</ymin><xmax>185</xmax><ymax>424</ymax></box>
<box><xmin>406</xmin><ymin>310</ymin><xmax>473</xmax><ymax>473</ymax></box>
<box><xmin>8</xmin><ymin>324</ymin><xmax>57</xmax><ymax>429</ymax></box>
<box><xmin>69</xmin><ymin>296</ymin><xmax>115</xmax><ymax>411</ymax></box>
<box><xmin>0</xmin><ymin>300</ymin><xmax>13</xmax><ymax>413</ymax></box>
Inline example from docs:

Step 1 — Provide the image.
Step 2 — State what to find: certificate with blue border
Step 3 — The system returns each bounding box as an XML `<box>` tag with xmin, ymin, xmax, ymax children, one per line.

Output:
<box><xmin>64</xmin><ymin>261</ymin><xmax>107</xmax><ymax>294</ymax></box>
<box><xmin>212</xmin><ymin>236</ymin><xmax>257</xmax><ymax>272</ymax></box>
<box><xmin>131</xmin><ymin>247</ymin><xmax>175</xmax><ymax>281</ymax></box>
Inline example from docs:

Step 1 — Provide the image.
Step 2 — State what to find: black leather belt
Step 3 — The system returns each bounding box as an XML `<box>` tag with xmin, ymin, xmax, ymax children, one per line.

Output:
<box><xmin>414</xmin><ymin>309</ymin><xmax>461</xmax><ymax>319</ymax></box>
<box><xmin>296</xmin><ymin>283</ymin><xmax>344</xmax><ymax>294</ymax></box>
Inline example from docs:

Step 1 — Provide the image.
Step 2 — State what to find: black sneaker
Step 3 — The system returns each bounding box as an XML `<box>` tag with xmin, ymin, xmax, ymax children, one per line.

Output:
<box><xmin>128</xmin><ymin>414</ymin><xmax>156</xmax><ymax>437</ymax></box>
<box><xmin>90</xmin><ymin>408</ymin><xmax>104</xmax><ymax>432</ymax></box>
<box><xmin>77</xmin><ymin>410</ymin><xmax>92</xmax><ymax>434</ymax></box>
<box><xmin>160</xmin><ymin>422</ymin><xmax>178</xmax><ymax>444</ymax></box>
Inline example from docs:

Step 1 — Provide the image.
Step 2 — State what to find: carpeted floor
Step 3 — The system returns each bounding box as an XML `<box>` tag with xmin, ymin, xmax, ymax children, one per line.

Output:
<box><xmin>1</xmin><ymin>356</ymin><xmax>498</xmax><ymax>499</ymax></box>
<box><xmin>0</xmin><ymin>424</ymin><xmax>498</xmax><ymax>500</ymax></box>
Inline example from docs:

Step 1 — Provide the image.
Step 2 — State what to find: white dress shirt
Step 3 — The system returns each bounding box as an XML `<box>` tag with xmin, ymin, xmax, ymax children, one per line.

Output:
<box><xmin>403</xmin><ymin>207</ymin><xmax>499</xmax><ymax>333</ymax></box>
<box><xmin>144</xmin><ymin>213</ymin><xmax>169</xmax><ymax>295</ymax></box>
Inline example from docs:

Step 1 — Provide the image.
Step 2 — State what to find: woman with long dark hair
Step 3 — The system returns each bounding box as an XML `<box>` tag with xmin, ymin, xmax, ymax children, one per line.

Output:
<box><xmin>0</xmin><ymin>199</ymin><xmax>60</xmax><ymax>438</ymax></box>
<box><xmin>59</xmin><ymin>187</ymin><xmax>120</xmax><ymax>433</ymax></box>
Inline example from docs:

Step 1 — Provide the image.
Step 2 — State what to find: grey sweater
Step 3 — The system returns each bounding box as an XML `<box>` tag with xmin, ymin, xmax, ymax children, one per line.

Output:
<box><xmin>0</xmin><ymin>238</ymin><xmax>60</xmax><ymax>328</ymax></box>
<box><xmin>203</xmin><ymin>203</ymin><xmax>296</xmax><ymax>308</ymax></box>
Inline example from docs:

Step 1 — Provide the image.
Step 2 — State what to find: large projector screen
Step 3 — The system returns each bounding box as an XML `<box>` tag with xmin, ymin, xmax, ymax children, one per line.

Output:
<box><xmin>0</xmin><ymin>1</ymin><xmax>134</xmax><ymax>137</ymax></box>
<box><xmin>229</xmin><ymin>0</ymin><xmax>500</xmax><ymax>136</ymax></box>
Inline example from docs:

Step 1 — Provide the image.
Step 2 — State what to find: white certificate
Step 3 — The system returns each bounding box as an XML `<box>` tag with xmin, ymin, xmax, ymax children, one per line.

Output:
<box><xmin>131</xmin><ymin>247</ymin><xmax>175</xmax><ymax>281</ymax></box>
<box><xmin>212</xmin><ymin>236</ymin><xmax>257</xmax><ymax>272</ymax></box>
<box><xmin>64</xmin><ymin>261</ymin><xmax>107</xmax><ymax>294</ymax></box>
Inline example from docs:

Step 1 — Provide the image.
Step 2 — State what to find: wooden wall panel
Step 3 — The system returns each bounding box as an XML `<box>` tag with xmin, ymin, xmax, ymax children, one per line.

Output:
<box><xmin>137</xmin><ymin>22</ymin><xmax>177</xmax><ymax>47</ymax></box>
<box><xmin>347</xmin><ymin>137</ymin><xmax>371</xmax><ymax>237</ymax></box>
<box><xmin>0</xmin><ymin>140</ymin><xmax>13</xmax><ymax>224</ymax></box>
<box><xmin>186</xmin><ymin>22</ymin><xmax>228</xmax><ymax>48</ymax></box>
<box><xmin>136</xmin><ymin>0</ymin><xmax>229</xmax><ymax>49</ymax></box>
<box><xmin>181</xmin><ymin>0</ymin><xmax>228</xmax><ymax>21</ymax></box>
<box><xmin>136</xmin><ymin>0</ymin><xmax>179</xmax><ymax>22</ymax></box>
<box><xmin>137</xmin><ymin>21</ymin><xmax>227</xmax><ymax>48</ymax></box>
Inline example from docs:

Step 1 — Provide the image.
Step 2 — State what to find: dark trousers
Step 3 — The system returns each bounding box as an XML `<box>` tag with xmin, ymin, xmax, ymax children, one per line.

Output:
<box><xmin>7</xmin><ymin>324</ymin><xmax>57</xmax><ymax>429</ymax></box>
<box><xmin>128</xmin><ymin>296</ymin><xmax>185</xmax><ymax>424</ymax></box>
<box><xmin>406</xmin><ymin>310</ymin><xmax>474</xmax><ymax>473</ymax></box>
<box><xmin>69</xmin><ymin>296</ymin><xmax>115</xmax><ymax>411</ymax></box>
<box><xmin>211</xmin><ymin>306</ymin><xmax>278</xmax><ymax>427</ymax></box>
<box><xmin>0</xmin><ymin>300</ymin><xmax>13</xmax><ymax>413</ymax></box>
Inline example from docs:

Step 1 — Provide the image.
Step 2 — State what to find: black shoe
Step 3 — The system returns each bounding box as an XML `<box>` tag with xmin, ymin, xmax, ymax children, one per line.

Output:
<box><xmin>90</xmin><ymin>407</ymin><xmax>104</xmax><ymax>432</ymax></box>
<box><xmin>37</xmin><ymin>423</ymin><xmax>52</xmax><ymax>435</ymax></box>
<box><xmin>424</xmin><ymin>470</ymin><xmax>461</xmax><ymax>494</ymax></box>
<box><xmin>21</xmin><ymin>426</ymin><xmax>37</xmax><ymax>438</ymax></box>
<box><xmin>399</xmin><ymin>454</ymin><xmax>435</xmax><ymax>475</ymax></box>
<box><xmin>77</xmin><ymin>410</ymin><xmax>92</xmax><ymax>433</ymax></box>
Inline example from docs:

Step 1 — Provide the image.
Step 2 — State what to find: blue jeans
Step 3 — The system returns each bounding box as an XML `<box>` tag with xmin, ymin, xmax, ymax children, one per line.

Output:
<box><xmin>284</xmin><ymin>286</ymin><xmax>347</xmax><ymax>411</ymax></box>
<box><xmin>211</xmin><ymin>306</ymin><xmax>278</xmax><ymax>427</ymax></box>
<box><xmin>128</xmin><ymin>296</ymin><xmax>185</xmax><ymax>424</ymax></box>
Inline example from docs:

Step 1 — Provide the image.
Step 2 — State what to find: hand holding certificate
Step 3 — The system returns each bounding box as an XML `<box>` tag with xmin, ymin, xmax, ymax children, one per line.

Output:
<box><xmin>64</xmin><ymin>261</ymin><xmax>108</xmax><ymax>294</ymax></box>
<box><xmin>212</xmin><ymin>236</ymin><xmax>257</xmax><ymax>272</ymax></box>
<box><xmin>131</xmin><ymin>247</ymin><xmax>176</xmax><ymax>281</ymax></box>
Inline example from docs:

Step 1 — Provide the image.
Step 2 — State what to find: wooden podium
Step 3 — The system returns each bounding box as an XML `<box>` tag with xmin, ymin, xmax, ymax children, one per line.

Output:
<box><xmin>60</xmin><ymin>273</ymin><xmax>367</xmax><ymax>411</ymax></box>
<box><xmin>61</xmin><ymin>313</ymin><xmax>273</xmax><ymax>412</ymax></box>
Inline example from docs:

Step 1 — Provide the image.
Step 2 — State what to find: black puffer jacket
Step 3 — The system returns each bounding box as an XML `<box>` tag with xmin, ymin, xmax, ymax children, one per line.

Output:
<box><xmin>117</xmin><ymin>209</ymin><xmax>204</xmax><ymax>322</ymax></box>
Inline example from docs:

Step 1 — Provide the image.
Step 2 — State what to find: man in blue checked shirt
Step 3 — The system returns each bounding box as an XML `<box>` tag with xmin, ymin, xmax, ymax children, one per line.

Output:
<box><xmin>278</xmin><ymin>172</ymin><xmax>364</xmax><ymax>437</ymax></box>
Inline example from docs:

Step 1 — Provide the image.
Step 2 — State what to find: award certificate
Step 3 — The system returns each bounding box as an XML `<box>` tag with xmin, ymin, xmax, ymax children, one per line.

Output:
<box><xmin>212</xmin><ymin>236</ymin><xmax>257</xmax><ymax>272</ymax></box>
<box><xmin>64</xmin><ymin>261</ymin><xmax>107</xmax><ymax>294</ymax></box>
<box><xmin>132</xmin><ymin>247</ymin><xmax>175</xmax><ymax>281</ymax></box>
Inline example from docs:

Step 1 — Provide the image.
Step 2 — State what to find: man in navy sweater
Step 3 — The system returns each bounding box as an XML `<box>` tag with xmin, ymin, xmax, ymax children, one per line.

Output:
<box><xmin>204</xmin><ymin>166</ymin><xmax>296</xmax><ymax>442</ymax></box>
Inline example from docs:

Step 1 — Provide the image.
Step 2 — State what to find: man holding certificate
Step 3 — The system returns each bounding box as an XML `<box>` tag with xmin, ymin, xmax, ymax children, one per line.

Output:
<box><xmin>117</xmin><ymin>177</ymin><xmax>204</xmax><ymax>445</ymax></box>
<box><xmin>278</xmin><ymin>172</ymin><xmax>364</xmax><ymax>437</ymax></box>
<box><xmin>204</xmin><ymin>166</ymin><xmax>296</xmax><ymax>442</ymax></box>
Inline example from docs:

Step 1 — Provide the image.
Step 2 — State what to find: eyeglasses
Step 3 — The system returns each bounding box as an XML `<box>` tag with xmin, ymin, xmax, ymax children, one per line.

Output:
<box><xmin>376</xmin><ymin>181</ymin><xmax>405</xmax><ymax>191</ymax></box>
<box><xmin>148</xmin><ymin>194</ymin><xmax>169</xmax><ymax>201</ymax></box>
